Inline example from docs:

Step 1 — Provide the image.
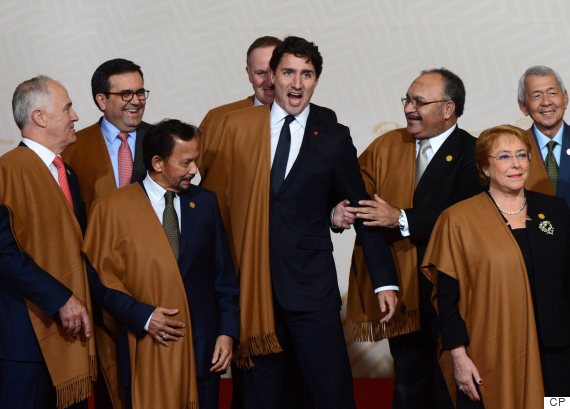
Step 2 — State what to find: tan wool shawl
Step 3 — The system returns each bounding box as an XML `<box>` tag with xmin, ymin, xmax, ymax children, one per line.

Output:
<box><xmin>0</xmin><ymin>147</ymin><xmax>96</xmax><ymax>409</ymax></box>
<box><xmin>83</xmin><ymin>184</ymin><xmax>198</xmax><ymax>409</ymax></box>
<box><xmin>201</xmin><ymin>105</ymin><xmax>282</xmax><ymax>368</ymax></box>
<box><xmin>347</xmin><ymin>129</ymin><xmax>421</xmax><ymax>340</ymax></box>
<box><xmin>198</xmin><ymin>96</ymin><xmax>253</xmax><ymax>181</ymax></box>
<box><xmin>422</xmin><ymin>192</ymin><xmax>544</xmax><ymax>409</ymax></box>
<box><xmin>62</xmin><ymin>123</ymin><xmax>117</xmax><ymax>215</ymax></box>
<box><xmin>524</xmin><ymin>128</ymin><xmax>556</xmax><ymax>196</ymax></box>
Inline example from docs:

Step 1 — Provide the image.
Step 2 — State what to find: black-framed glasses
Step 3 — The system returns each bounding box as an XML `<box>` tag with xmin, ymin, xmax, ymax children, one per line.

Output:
<box><xmin>105</xmin><ymin>88</ymin><xmax>150</xmax><ymax>102</ymax></box>
<box><xmin>488</xmin><ymin>151</ymin><xmax>531</xmax><ymax>162</ymax></box>
<box><xmin>401</xmin><ymin>97</ymin><xmax>450</xmax><ymax>108</ymax></box>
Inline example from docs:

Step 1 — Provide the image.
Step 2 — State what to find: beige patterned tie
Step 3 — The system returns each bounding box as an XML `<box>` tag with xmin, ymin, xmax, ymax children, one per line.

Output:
<box><xmin>163</xmin><ymin>191</ymin><xmax>180</xmax><ymax>259</ymax></box>
<box><xmin>415</xmin><ymin>138</ymin><xmax>432</xmax><ymax>187</ymax></box>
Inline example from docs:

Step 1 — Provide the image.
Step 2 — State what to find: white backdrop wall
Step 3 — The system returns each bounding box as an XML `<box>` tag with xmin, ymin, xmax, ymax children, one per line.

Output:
<box><xmin>2</xmin><ymin>0</ymin><xmax>569</xmax><ymax>377</ymax></box>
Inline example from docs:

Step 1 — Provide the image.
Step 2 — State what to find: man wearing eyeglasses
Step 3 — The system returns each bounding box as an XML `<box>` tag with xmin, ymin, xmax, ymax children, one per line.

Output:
<box><xmin>519</xmin><ymin>66</ymin><xmax>570</xmax><ymax>206</ymax></box>
<box><xmin>346</xmin><ymin>68</ymin><xmax>481</xmax><ymax>409</ymax></box>
<box><xmin>62</xmin><ymin>58</ymin><xmax>150</xmax><ymax>215</ymax></box>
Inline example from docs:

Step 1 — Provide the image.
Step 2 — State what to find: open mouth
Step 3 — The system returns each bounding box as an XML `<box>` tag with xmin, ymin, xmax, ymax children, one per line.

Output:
<box><xmin>288</xmin><ymin>92</ymin><xmax>302</xmax><ymax>104</ymax></box>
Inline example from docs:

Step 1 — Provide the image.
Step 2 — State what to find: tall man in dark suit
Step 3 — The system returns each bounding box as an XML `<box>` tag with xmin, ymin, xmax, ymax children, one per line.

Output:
<box><xmin>63</xmin><ymin>58</ymin><xmax>150</xmax><ymax>214</ymax></box>
<box><xmin>0</xmin><ymin>76</ymin><xmax>94</xmax><ymax>409</ymax></box>
<box><xmin>518</xmin><ymin>65</ymin><xmax>570</xmax><ymax>206</ymax></box>
<box><xmin>83</xmin><ymin>119</ymin><xmax>239</xmax><ymax>409</ymax></box>
<box><xmin>347</xmin><ymin>69</ymin><xmax>481</xmax><ymax>409</ymax></box>
<box><xmin>209</xmin><ymin>36</ymin><xmax>397</xmax><ymax>409</ymax></box>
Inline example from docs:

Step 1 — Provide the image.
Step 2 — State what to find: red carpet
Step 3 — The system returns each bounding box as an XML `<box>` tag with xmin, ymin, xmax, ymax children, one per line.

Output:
<box><xmin>219</xmin><ymin>378</ymin><xmax>394</xmax><ymax>409</ymax></box>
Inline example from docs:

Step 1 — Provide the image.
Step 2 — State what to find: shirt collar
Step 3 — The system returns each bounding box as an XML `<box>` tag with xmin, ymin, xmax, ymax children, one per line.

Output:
<box><xmin>416</xmin><ymin>124</ymin><xmax>457</xmax><ymax>153</ymax></box>
<box><xmin>101</xmin><ymin>116</ymin><xmax>135</xmax><ymax>144</ymax></box>
<box><xmin>253</xmin><ymin>96</ymin><xmax>264</xmax><ymax>106</ymax></box>
<box><xmin>270</xmin><ymin>102</ymin><xmax>310</xmax><ymax>129</ymax></box>
<box><xmin>533</xmin><ymin>123</ymin><xmax>563</xmax><ymax>150</ymax></box>
<box><xmin>143</xmin><ymin>172</ymin><xmax>169</xmax><ymax>203</ymax></box>
<box><xmin>21</xmin><ymin>138</ymin><xmax>57</xmax><ymax>167</ymax></box>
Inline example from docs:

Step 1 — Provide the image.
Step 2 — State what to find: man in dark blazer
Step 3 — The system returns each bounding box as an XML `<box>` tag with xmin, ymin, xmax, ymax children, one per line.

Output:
<box><xmin>518</xmin><ymin>65</ymin><xmax>570</xmax><ymax>206</ymax></box>
<box><xmin>0</xmin><ymin>76</ymin><xmax>94</xmax><ymax>409</ymax></box>
<box><xmin>211</xmin><ymin>36</ymin><xmax>397</xmax><ymax>409</ymax></box>
<box><xmin>62</xmin><ymin>58</ymin><xmax>150</xmax><ymax>214</ymax></box>
<box><xmin>349</xmin><ymin>69</ymin><xmax>482</xmax><ymax>409</ymax></box>
<box><xmin>83</xmin><ymin>119</ymin><xmax>239</xmax><ymax>409</ymax></box>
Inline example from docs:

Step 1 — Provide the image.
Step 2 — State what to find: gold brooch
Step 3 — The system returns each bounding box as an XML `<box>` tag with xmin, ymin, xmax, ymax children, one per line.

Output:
<box><xmin>539</xmin><ymin>220</ymin><xmax>554</xmax><ymax>235</ymax></box>
<box><xmin>538</xmin><ymin>213</ymin><xmax>545</xmax><ymax>219</ymax></box>
<box><xmin>446</xmin><ymin>155</ymin><xmax>453</xmax><ymax>162</ymax></box>
<box><xmin>189</xmin><ymin>202</ymin><xmax>196</xmax><ymax>208</ymax></box>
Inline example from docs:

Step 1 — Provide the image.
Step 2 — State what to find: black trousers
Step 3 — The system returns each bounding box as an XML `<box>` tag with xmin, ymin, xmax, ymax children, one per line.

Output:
<box><xmin>0</xmin><ymin>359</ymin><xmax>87</xmax><ymax>409</ymax></box>
<box><xmin>232</xmin><ymin>305</ymin><xmax>356</xmax><ymax>409</ymax></box>
<box><xmin>389</xmin><ymin>273</ymin><xmax>453</xmax><ymax>409</ymax></box>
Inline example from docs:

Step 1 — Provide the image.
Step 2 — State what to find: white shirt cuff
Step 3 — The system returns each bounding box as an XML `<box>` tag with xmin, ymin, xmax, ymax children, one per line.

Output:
<box><xmin>144</xmin><ymin>314</ymin><xmax>152</xmax><ymax>331</ymax></box>
<box><xmin>374</xmin><ymin>285</ymin><xmax>400</xmax><ymax>293</ymax></box>
<box><xmin>399</xmin><ymin>209</ymin><xmax>410</xmax><ymax>237</ymax></box>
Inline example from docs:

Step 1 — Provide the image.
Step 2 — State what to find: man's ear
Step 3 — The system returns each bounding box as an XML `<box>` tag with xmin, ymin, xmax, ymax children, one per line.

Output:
<box><xmin>151</xmin><ymin>155</ymin><xmax>163</xmax><ymax>173</ymax></box>
<box><xmin>31</xmin><ymin>109</ymin><xmax>47</xmax><ymax>128</ymax></box>
<box><xmin>95</xmin><ymin>93</ymin><xmax>107</xmax><ymax>112</ymax></box>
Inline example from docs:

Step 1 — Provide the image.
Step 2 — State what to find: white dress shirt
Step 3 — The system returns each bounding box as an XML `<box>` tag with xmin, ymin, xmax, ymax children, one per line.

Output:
<box><xmin>270</xmin><ymin>103</ymin><xmax>310</xmax><ymax>177</ymax></box>
<box><xmin>21</xmin><ymin>138</ymin><xmax>60</xmax><ymax>184</ymax></box>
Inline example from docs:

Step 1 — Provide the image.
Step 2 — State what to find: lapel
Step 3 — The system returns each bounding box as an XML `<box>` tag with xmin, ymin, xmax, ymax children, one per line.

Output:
<box><xmin>132</xmin><ymin>122</ymin><xmax>149</xmax><ymax>182</ymax></box>
<box><xmin>556</xmin><ymin>122</ymin><xmax>570</xmax><ymax>197</ymax></box>
<box><xmin>414</xmin><ymin>127</ymin><xmax>462</xmax><ymax>197</ymax></box>
<box><xmin>178</xmin><ymin>188</ymin><xmax>198</xmax><ymax>267</ymax></box>
<box><xmin>525</xmin><ymin>191</ymin><xmax>553</xmax><ymax>271</ymax></box>
<box><xmin>274</xmin><ymin>104</ymin><xmax>322</xmax><ymax>195</ymax></box>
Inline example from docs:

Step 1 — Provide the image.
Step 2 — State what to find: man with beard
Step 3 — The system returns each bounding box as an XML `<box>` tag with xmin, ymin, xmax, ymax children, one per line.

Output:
<box><xmin>83</xmin><ymin>119</ymin><xmax>239</xmax><ymax>409</ymax></box>
<box><xmin>63</xmin><ymin>58</ymin><xmax>150</xmax><ymax>214</ymax></box>
<box><xmin>347</xmin><ymin>68</ymin><xmax>481</xmax><ymax>409</ymax></box>
<box><xmin>519</xmin><ymin>66</ymin><xmax>570</xmax><ymax>205</ymax></box>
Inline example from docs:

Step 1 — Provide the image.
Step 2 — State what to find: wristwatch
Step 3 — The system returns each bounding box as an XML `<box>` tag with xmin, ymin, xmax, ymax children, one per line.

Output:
<box><xmin>398</xmin><ymin>209</ymin><xmax>405</xmax><ymax>231</ymax></box>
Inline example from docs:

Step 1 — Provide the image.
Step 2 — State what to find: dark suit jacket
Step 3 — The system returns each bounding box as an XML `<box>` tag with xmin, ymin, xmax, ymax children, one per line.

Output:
<box><xmin>530</xmin><ymin>122</ymin><xmax>570</xmax><ymax>206</ymax></box>
<box><xmin>406</xmin><ymin>126</ymin><xmax>482</xmax><ymax>266</ymax></box>
<box><xmin>121</xmin><ymin>181</ymin><xmax>240</xmax><ymax>378</ymax></box>
<box><xmin>269</xmin><ymin>104</ymin><xmax>396</xmax><ymax>311</ymax></box>
<box><xmin>0</xmin><ymin>145</ymin><xmax>84</xmax><ymax>362</ymax></box>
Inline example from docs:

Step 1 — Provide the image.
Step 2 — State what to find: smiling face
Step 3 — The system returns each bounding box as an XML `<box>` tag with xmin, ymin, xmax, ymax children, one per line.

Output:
<box><xmin>41</xmin><ymin>81</ymin><xmax>79</xmax><ymax>153</ymax></box>
<box><xmin>484</xmin><ymin>134</ymin><xmax>529</xmax><ymax>195</ymax></box>
<box><xmin>152</xmin><ymin>137</ymin><xmax>199</xmax><ymax>193</ymax></box>
<box><xmin>247</xmin><ymin>45</ymin><xmax>276</xmax><ymax>104</ymax></box>
<box><xmin>95</xmin><ymin>71</ymin><xmax>146</xmax><ymax>132</ymax></box>
<box><xmin>404</xmin><ymin>72</ymin><xmax>454</xmax><ymax>139</ymax></box>
<box><xmin>271</xmin><ymin>53</ymin><xmax>318</xmax><ymax>116</ymax></box>
<box><xmin>519</xmin><ymin>74</ymin><xmax>568</xmax><ymax>138</ymax></box>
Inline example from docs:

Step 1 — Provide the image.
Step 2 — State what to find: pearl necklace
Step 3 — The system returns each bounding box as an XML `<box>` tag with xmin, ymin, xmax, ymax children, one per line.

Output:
<box><xmin>496</xmin><ymin>196</ymin><xmax>527</xmax><ymax>215</ymax></box>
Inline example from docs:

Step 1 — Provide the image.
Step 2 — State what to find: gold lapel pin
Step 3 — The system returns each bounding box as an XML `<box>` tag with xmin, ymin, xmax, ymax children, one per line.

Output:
<box><xmin>538</xmin><ymin>213</ymin><xmax>545</xmax><ymax>219</ymax></box>
<box><xmin>66</xmin><ymin>169</ymin><xmax>71</xmax><ymax>175</ymax></box>
<box><xmin>446</xmin><ymin>155</ymin><xmax>453</xmax><ymax>162</ymax></box>
<box><xmin>189</xmin><ymin>202</ymin><xmax>196</xmax><ymax>208</ymax></box>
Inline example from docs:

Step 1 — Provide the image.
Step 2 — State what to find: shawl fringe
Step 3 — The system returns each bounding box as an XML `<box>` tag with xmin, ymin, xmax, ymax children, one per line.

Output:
<box><xmin>352</xmin><ymin>310</ymin><xmax>420</xmax><ymax>341</ymax></box>
<box><xmin>234</xmin><ymin>332</ymin><xmax>283</xmax><ymax>369</ymax></box>
<box><xmin>56</xmin><ymin>355</ymin><xmax>97</xmax><ymax>409</ymax></box>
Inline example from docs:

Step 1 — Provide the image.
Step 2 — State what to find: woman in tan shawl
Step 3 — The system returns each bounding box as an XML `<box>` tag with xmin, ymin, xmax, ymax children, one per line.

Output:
<box><xmin>423</xmin><ymin>125</ymin><xmax>570</xmax><ymax>408</ymax></box>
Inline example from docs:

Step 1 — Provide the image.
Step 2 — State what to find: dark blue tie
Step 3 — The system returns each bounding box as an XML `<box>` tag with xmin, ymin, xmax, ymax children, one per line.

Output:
<box><xmin>271</xmin><ymin>115</ymin><xmax>295</xmax><ymax>193</ymax></box>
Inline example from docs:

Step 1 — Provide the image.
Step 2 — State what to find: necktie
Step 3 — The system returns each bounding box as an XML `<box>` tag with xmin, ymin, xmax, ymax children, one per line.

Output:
<box><xmin>271</xmin><ymin>115</ymin><xmax>295</xmax><ymax>193</ymax></box>
<box><xmin>117</xmin><ymin>131</ymin><xmax>133</xmax><ymax>187</ymax></box>
<box><xmin>163</xmin><ymin>191</ymin><xmax>180</xmax><ymax>259</ymax></box>
<box><xmin>52</xmin><ymin>156</ymin><xmax>74</xmax><ymax>210</ymax></box>
<box><xmin>545</xmin><ymin>140</ymin><xmax>558</xmax><ymax>194</ymax></box>
<box><xmin>415</xmin><ymin>138</ymin><xmax>432</xmax><ymax>187</ymax></box>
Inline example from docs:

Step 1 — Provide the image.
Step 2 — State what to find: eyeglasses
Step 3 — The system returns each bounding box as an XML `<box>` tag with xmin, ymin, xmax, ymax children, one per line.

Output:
<box><xmin>488</xmin><ymin>151</ymin><xmax>531</xmax><ymax>162</ymax></box>
<box><xmin>105</xmin><ymin>88</ymin><xmax>150</xmax><ymax>102</ymax></box>
<box><xmin>401</xmin><ymin>97</ymin><xmax>450</xmax><ymax>108</ymax></box>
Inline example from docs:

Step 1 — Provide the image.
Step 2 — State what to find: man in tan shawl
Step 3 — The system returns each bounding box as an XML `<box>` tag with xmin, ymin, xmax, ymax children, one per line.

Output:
<box><xmin>204</xmin><ymin>36</ymin><xmax>397</xmax><ymax>409</ymax></box>
<box><xmin>198</xmin><ymin>36</ymin><xmax>282</xmax><ymax>182</ymax></box>
<box><xmin>83</xmin><ymin>119</ymin><xmax>239</xmax><ymax>409</ymax></box>
<box><xmin>518</xmin><ymin>65</ymin><xmax>570</xmax><ymax>204</ymax></box>
<box><xmin>346</xmin><ymin>68</ymin><xmax>481</xmax><ymax>409</ymax></box>
<box><xmin>0</xmin><ymin>76</ymin><xmax>95</xmax><ymax>409</ymax></box>
<box><xmin>62</xmin><ymin>58</ymin><xmax>150</xmax><ymax>215</ymax></box>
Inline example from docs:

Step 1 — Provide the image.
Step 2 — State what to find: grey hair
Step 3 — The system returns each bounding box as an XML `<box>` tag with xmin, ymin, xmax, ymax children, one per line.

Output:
<box><xmin>12</xmin><ymin>75</ymin><xmax>53</xmax><ymax>130</ymax></box>
<box><xmin>517</xmin><ymin>66</ymin><xmax>566</xmax><ymax>103</ymax></box>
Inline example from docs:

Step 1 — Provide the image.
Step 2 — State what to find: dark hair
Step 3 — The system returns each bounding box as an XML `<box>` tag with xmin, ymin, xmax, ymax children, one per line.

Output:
<box><xmin>246</xmin><ymin>36</ymin><xmax>282</xmax><ymax>66</ymax></box>
<box><xmin>269</xmin><ymin>36</ymin><xmax>323</xmax><ymax>79</ymax></box>
<box><xmin>91</xmin><ymin>58</ymin><xmax>143</xmax><ymax>108</ymax></box>
<box><xmin>143</xmin><ymin>119</ymin><xmax>199</xmax><ymax>171</ymax></box>
<box><xmin>421</xmin><ymin>68</ymin><xmax>466</xmax><ymax>117</ymax></box>
<box><xmin>476</xmin><ymin>124</ymin><xmax>531</xmax><ymax>187</ymax></box>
